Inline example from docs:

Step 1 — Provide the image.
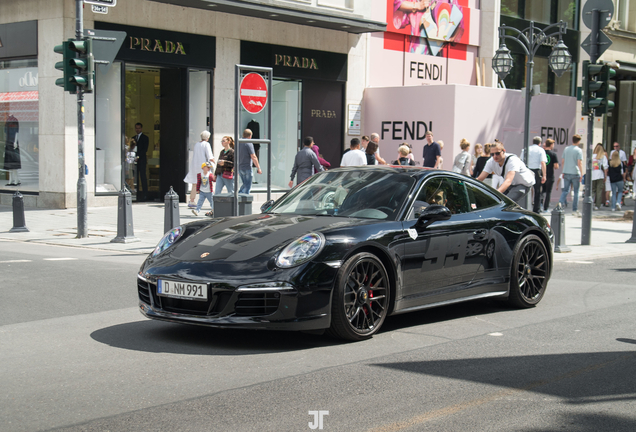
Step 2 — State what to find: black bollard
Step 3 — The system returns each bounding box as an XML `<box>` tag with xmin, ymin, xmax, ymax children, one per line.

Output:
<box><xmin>111</xmin><ymin>188</ymin><xmax>140</xmax><ymax>243</ymax></box>
<box><xmin>627</xmin><ymin>200</ymin><xmax>636</xmax><ymax>243</ymax></box>
<box><xmin>550</xmin><ymin>203</ymin><xmax>571</xmax><ymax>253</ymax></box>
<box><xmin>164</xmin><ymin>186</ymin><xmax>180</xmax><ymax>233</ymax></box>
<box><xmin>10</xmin><ymin>191</ymin><xmax>29</xmax><ymax>233</ymax></box>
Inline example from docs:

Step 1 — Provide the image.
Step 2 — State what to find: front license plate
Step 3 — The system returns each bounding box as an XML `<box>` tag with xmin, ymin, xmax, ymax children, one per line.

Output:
<box><xmin>157</xmin><ymin>279</ymin><xmax>208</xmax><ymax>301</ymax></box>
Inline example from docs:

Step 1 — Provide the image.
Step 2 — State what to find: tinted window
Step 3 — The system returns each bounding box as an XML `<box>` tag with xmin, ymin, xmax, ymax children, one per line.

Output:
<box><xmin>465</xmin><ymin>181</ymin><xmax>500</xmax><ymax>211</ymax></box>
<box><xmin>408</xmin><ymin>177</ymin><xmax>470</xmax><ymax>219</ymax></box>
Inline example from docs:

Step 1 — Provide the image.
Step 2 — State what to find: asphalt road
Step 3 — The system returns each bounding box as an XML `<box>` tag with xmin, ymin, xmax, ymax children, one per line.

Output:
<box><xmin>1</xmin><ymin>239</ymin><xmax>635</xmax><ymax>432</ymax></box>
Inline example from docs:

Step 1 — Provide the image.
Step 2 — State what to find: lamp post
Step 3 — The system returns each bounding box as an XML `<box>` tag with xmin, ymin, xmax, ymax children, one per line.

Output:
<box><xmin>492</xmin><ymin>21</ymin><xmax>572</xmax><ymax>210</ymax></box>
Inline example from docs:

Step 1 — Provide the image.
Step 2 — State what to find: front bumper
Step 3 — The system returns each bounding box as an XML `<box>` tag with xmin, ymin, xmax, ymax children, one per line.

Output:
<box><xmin>137</xmin><ymin>273</ymin><xmax>332</xmax><ymax>331</ymax></box>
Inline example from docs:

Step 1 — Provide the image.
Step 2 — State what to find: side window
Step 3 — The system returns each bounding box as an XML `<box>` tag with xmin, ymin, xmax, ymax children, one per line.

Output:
<box><xmin>408</xmin><ymin>178</ymin><xmax>443</xmax><ymax>220</ymax></box>
<box><xmin>465</xmin><ymin>181</ymin><xmax>500</xmax><ymax>211</ymax></box>
<box><xmin>442</xmin><ymin>178</ymin><xmax>470</xmax><ymax>215</ymax></box>
<box><xmin>407</xmin><ymin>177</ymin><xmax>470</xmax><ymax>218</ymax></box>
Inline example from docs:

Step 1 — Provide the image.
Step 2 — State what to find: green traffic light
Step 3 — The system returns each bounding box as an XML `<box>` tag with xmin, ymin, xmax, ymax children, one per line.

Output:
<box><xmin>53</xmin><ymin>40</ymin><xmax>76</xmax><ymax>92</ymax></box>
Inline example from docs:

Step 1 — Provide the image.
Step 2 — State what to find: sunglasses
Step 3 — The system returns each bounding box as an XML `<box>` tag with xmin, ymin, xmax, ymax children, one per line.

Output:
<box><xmin>491</xmin><ymin>151</ymin><xmax>502</xmax><ymax>156</ymax></box>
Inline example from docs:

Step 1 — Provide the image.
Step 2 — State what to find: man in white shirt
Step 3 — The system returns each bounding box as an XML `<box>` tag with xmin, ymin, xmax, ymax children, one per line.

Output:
<box><xmin>477</xmin><ymin>141</ymin><xmax>535</xmax><ymax>206</ymax></box>
<box><xmin>610</xmin><ymin>142</ymin><xmax>628</xmax><ymax>167</ymax></box>
<box><xmin>341</xmin><ymin>138</ymin><xmax>367</xmax><ymax>167</ymax></box>
<box><xmin>520</xmin><ymin>136</ymin><xmax>547</xmax><ymax>213</ymax></box>
<box><xmin>369</xmin><ymin>133</ymin><xmax>387</xmax><ymax>165</ymax></box>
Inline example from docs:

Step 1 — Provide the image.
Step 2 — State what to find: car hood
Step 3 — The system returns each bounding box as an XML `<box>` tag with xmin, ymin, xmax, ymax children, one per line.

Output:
<box><xmin>169</xmin><ymin>213</ymin><xmax>374</xmax><ymax>262</ymax></box>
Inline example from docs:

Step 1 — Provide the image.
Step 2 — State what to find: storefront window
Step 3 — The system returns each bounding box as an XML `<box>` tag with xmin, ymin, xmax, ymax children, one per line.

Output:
<box><xmin>501</xmin><ymin>0</ymin><xmax>521</xmax><ymax>19</ymax></box>
<box><xmin>95</xmin><ymin>62</ymin><xmax>123</xmax><ymax>193</ymax></box>
<box><xmin>0</xmin><ymin>59</ymin><xmax>39</xmax><ymax>192</ymax></box>
<box><xmin>501</xmin><ymin>1</ymin><xmax>577</xmax><ymax>29</ymax></box>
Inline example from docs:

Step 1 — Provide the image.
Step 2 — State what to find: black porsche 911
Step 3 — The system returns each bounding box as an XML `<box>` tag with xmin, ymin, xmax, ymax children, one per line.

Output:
<box><xmin>137</xmin><ymin>166</ymin><xmax>553</xmax><ymax>341</ymax></box>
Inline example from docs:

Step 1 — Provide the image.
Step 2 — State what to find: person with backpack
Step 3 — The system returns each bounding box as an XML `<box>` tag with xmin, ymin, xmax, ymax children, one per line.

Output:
<box><xmin>476</xmin><ymin>141</ymin><xmax>535</xmax><ymax>206</ymax></box>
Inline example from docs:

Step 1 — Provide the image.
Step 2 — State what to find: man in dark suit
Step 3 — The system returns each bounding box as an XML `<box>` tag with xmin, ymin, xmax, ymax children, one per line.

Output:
<box><xmin>133</xmin><ymin>122</ymin><xmax>149</xmax><ymax>201</ymax></box>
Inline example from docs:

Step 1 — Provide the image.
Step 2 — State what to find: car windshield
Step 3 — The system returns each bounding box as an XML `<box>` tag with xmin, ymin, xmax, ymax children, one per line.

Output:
<box><xmin>269</xmin><ymin>169</ymin><xmax>415</xmax><ymax>220</ymax></box>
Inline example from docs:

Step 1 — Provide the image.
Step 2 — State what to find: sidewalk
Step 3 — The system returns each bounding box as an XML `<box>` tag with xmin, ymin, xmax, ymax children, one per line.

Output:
<box><xmin>0</xmin><ymin>196</ymin><xmax>635</xmax><ymax>259</ymax></box>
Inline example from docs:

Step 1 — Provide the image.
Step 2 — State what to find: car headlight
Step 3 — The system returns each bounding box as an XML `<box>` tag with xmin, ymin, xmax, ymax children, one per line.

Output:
<box><xmin>152</xmin><ymin>226</ymin><xmax>183</xmax><ymax>257</ymax></box>
<box><xmin>276</xmin><ymin>233</ymin><xmax>324</xmax><ymax>268</ymax></box>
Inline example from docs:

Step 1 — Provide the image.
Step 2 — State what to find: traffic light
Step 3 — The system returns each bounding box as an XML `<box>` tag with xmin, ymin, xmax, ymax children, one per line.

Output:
<box><xmin>594</xmin><ymin>64</ymin><xmax>617</xmax><ymax>115</ymax></box>
<box><xmin>69</xmin><ymin>38</ymin><xmax>94</xmax><ymax>92</ymax></box>
<box><xmin>582</xmin><ymin>60</ymin><xmax>603</xmax><ymax>115</ymax></box>
<box><xmin>54</xmin><ymin>41</ymin><xmax>76</xmax><ymax>92</ymax></box>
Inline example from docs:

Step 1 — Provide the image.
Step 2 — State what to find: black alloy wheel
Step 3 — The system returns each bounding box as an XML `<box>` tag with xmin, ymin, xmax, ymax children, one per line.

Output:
<box><xmin>329</xmin><ymin>252</ymin><xmax>390</xmax><ymax>341</ymax></box>
<box><xmin>508</xmin><ymin>234</ymin><xmax>550</xmax><ymax>308</ymax></box>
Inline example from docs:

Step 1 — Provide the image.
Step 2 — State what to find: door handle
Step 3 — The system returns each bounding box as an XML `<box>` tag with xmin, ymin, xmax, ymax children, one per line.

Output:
<box><xmin>473</xmin><ymin>229</ymin><xmax>487</xmax><ymax>240</ymax></box>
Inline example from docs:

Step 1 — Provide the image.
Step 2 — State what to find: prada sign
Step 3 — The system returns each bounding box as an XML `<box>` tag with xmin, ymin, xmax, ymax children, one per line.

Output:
<box><xmin>242</xmin><ymin>41</ymin><xmax>346</xmax><ymax>82</ymax></box>
<box><xmin>95</xmin><ymin>22</ymin><xmax>215</xmax><ymax>69</ymax></box>
<box><xmin>129</xmin><ymin>37</ymin><xmax>186</xmax><ymax>55</ymax></box>
<box><xmin>275</xmin><ymin>54</ymin><xmax>318</xmax><ymax>70</ymax></box>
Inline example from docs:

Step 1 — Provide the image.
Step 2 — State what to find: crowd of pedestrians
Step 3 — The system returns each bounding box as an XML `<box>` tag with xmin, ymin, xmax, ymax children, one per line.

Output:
<box><xmin>182</xmin><ymin>128</ymin><xmax>634</xmax><ymax>218</ymax></box>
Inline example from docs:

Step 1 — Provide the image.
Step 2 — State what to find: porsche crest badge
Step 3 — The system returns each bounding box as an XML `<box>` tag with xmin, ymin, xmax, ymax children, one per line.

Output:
<box><xmin>200</xmin><ymin>252</ymin><xmax>210</xmax><ymax>258</ymax></box>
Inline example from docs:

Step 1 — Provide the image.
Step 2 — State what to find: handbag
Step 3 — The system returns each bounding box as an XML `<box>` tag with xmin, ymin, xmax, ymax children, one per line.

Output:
<box><xmin>222</xmin><ymin>171</ymin><xmax>233</xmax><ymax>180</ymax></box>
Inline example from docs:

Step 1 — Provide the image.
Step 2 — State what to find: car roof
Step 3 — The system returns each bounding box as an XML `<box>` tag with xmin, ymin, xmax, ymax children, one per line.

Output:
<box><xmin>327</xmin><ymin>165</ymin><xmax>440</xmax><ymax>180</ymax></box>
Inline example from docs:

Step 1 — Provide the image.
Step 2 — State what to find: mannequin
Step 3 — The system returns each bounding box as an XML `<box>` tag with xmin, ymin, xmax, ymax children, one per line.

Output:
<box><xmin>4</xmin><ymin>115</ymin><xmax>21</xmax><ymax>186</ymax></box>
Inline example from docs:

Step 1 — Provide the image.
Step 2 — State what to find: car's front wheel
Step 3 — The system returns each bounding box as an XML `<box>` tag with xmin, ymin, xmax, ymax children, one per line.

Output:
<box><xmin>508</xmin><ymin>234</ymin><xmax>549</xmax><ymax>308</ymax></box>
<box><xmin>328</xmin><ymin>252</ymin><xmax>390</xmax><ymax>341</ymax></box>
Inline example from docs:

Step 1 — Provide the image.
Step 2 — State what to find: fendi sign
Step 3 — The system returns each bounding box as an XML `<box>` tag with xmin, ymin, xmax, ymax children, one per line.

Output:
<box><xmin>275</xmin><ymin>54</ymin><xmax>318</xmax><ymax>70</ymax></box>
<box><xmin>129</xmin><ymin>37</ymin><xmax>186</xmax><ymax>55</ymax></box>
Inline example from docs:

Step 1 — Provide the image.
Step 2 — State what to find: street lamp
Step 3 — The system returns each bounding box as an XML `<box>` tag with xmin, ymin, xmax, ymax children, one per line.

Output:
<box><xmin>492</xmin><ymin>21</ymin><xmax>572</xmax><ymax>209</ymax></box>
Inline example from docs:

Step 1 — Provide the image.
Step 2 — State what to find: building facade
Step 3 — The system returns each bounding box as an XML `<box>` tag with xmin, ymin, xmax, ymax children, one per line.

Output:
<box><xmin>0</xmin><ymin>0</ymin><xmax>383</xmax><ymax>207</ymax></box>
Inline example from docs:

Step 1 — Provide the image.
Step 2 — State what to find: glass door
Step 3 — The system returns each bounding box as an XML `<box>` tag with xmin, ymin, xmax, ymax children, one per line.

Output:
<box><xmin>252</xmin><ymin>79</ymin><xmax>301</xmax><ymax>191</ymax></box>
<box><xmin>124</xmin><ymin>65</ymin><xmax>161</xmax><ymax>201</ymax></box>
<box><xmin>187</xmin><ymin>69</ymin><xmax>212</xmax><ymax>195</ymax></box>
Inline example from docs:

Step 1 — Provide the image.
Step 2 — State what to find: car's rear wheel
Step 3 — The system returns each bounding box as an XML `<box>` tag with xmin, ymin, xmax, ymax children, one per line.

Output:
<box><xmin>508</xmin><ymin>234</ymin><xmax>549</xmax><ymax>308</ymax></box>
<box><xmin>328</xmin><ymin>252</ymin><xmax>390</xmax><ymax>341</ymax></box>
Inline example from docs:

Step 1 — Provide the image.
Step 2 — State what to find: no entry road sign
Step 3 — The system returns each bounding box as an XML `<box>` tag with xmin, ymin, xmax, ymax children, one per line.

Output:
<box><xmin>239</xmin><ymin>72</ymin><xmax>268</xmax><ymax>114</ymax></box>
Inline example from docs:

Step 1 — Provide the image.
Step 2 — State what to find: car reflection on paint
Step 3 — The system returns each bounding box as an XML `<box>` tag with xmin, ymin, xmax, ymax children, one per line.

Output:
<box><xmin>137</xmin><ymin>166</ymin><xmax>553</xmax><ymax>341</ymax></box>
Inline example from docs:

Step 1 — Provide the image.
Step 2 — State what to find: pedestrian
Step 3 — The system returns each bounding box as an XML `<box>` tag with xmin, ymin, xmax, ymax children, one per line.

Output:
<box><xmin>311</xmin><ymin>144</ymin><xmax>331</xmax><ymax>172</ymax></box>
<box><xmin>437</xmin><ymin>140</ymin><xmax>445</xmax><ymax>169</ymax></box>
<box><xmin>237</xmin><ymin>129</ymin><xmax>262</xmax><ymax>194</ymax></box>
<box><xmin>132</xmin><ymin>122</ymin><xmax>149</xmax><ymax>201</ymax></box>
<box><xmin>215</xmin><ymin>136</ymin><xmax>235</xmax><ymax>194</ymax></box>
<box><xmin>452</xmin><ymin>138</ymin><xmax>472</xmax><ymax>176</ymax></box>
<box><xmin>608</xmin><ymin>151</ymin><xmax>626</xmax><ymax>211</ymax></box>
<box><xmin>591</xmin><ymin>143</ymin><xmax>608</xmax><ymax>210</ymax></box>
<box><xmin>365</xmin><ymin>141</ymin><xmax>378</xmax><ymax>165</ymax></box>
<box><xmin>472</xmin><ymin>143</ymin><xmax>483</xmax><ymax>171</ymax></box>
<box><xmin>476</xmin><ymin>141</ymin><xmax>535</xmax><ymax>206</ymax></box>
<box><xmin>422</xmin><ymin>131</ymin><xmax>442</xmax><ymax>168</ymax></box>
<box><xmin>541</xmin><ymin>139</ymin><xmax>559</xmax><ymax>211</ymax></box>
<box><xmin>610</xmin><ymin>142</ymin><xmax>628</xmax><ymax>167</ymax></box>
<box><xmin>184</xmin><ymin>130</ymin><xmax>214</xmax><ymax>208</ymax></box>
<box><xmin>559</xmin><ymin>134</ymin><xmax>583</xmax><ymax>215</ymax></box>
<box><xmin>392</xmin><ymin>145</ymin><xmax>416</xmax><ymax>166</ymax></box>
<box><xmin>609</xmin><ymin>142</ymin><xmax>628</xmax><ymax>206</ymax></box>
<box><xmin>192</xmin><ymin>162</ymin><xmax>215</xmax><ymax>217</ymax></box>
<box><xmin>369</xmin><ymin>133</ymin><xmax>387</xmax><ymax>165</ymax></box>
<box><xmin>472</xmin><ymin>143</ymin><xmax>492</xmax><ymax>186</ymax></box>
<box><xmin>289</xmin><ymin>136</ymin><xmax>323</xmax><ymax>187</ymax></box>
<box><xmin>340</xmin><ymin>138</ymin><xmax>367</xmax><ymax>167</ymax></box>
<box><xmin>520</xmin><ymin>136</ymin><xmax>547</xmax><ymax>213</ymax></box>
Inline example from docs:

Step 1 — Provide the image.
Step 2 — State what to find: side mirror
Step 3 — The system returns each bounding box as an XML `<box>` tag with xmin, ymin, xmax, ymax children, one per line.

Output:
<box><xmin>416</xmin><ymin>204</ymin><xmax>451</xmax><ymax>228</ymax></box>
<box><xmin>260</xmin><ymin>199</ymin><xmax>275</xmax><ymax>213</ymax></box>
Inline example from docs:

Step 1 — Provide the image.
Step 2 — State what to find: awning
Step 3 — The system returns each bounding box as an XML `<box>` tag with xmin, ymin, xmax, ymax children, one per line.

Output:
<box><xmin>0</xmin><ymin>91</ymin><xmax>39</xmax><ymax>123</ymax></box>
<box><xmin>149</xmin><ymin>0</ymin><xmax>387</xmax><ymax>34</ymax></box>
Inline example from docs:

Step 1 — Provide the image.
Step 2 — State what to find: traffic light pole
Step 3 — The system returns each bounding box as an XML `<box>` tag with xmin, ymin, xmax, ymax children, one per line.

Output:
<box><xmin>75</xmin><ymin>0</ymin><xmax>87</xmax><ymax>238</ymax></box>
<box><xmin>581</xmin><ymin>9</ymin><xmax>600</xmax><ymax>246</ymax></box>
